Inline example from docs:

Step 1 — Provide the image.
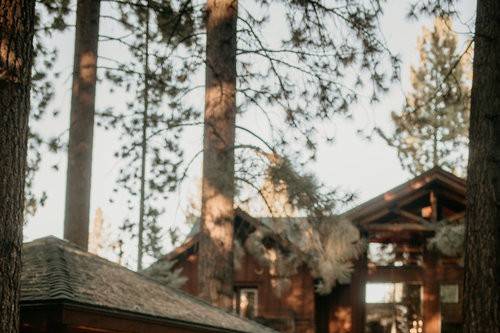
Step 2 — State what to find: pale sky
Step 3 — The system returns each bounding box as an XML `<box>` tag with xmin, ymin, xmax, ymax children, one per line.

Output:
<box><xmin>24</xmin><ymin>0</ymin><xmax>476</xmax><ymax>267</ymax></box>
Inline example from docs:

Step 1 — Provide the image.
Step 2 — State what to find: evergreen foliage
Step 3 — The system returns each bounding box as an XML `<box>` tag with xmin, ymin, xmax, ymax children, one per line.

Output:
<box><xmin>428</xmin><ymin>219</ymin><xmax>465</xmax><ymax>258</ymax></box>
<box><xmin>142</xmin><ymin>259</ymin><xmax>188</xmax><ymax>288</ymax></box>
<box><xmin>242</xmin><ymin>214</ymin><xmax>365</xmax><ymax>296</ymax></box>
<box><xmin>100</xmin><ymin>0</ymin><xmax>202</xmax><ymax>265</ymax></box>
<box><xmin>25</xmin><ymin>0</ymin><xmax>71</xmax><ymax>218</ymax></box>
<box><xmin>407</xmin><ymin>0</ymin><xmax>458</xmax><ymax>19</ymax></box>
<box><xmin>377</xmin><ymin>18</ymin><xmax>471</xmax><ymax>176</ymax></box>
<box><xmin>227</xmin><ymin>3</ymin><xmax>398</xmax><ymax>282</ymax></box>
<box><xmin>196</xmin><ymin>0</ymin><xmax>397</xmax><ymax>298</ymax></box>
<box><xmin>26</xmin><ymin>1</ymin><xmax>397</xmax><ymax>279</ymax></box>
<box><xmin>84</xmin><ymin>0</ymin><xmax>397</xmax><ymax>279</ymax></box>
<box><xmin>235</xmin><ymin>0</ymin><xmax>399</xmax><ymax>160</ymax></box>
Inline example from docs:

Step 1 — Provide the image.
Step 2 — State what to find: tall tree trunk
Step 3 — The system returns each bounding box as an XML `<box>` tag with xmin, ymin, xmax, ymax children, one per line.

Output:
<box><xmin>0</xmin><ymin>0</ymin><xmax>36</xmax><ymax>331</ymax></box>
<box><xmin>64</xmin><ymin>0</ymin><xmax>100</xmax><ymax>250</ymax></box>
<box><xmin>198</xmin><ymin>0</ymin><xmax>237</xmax><ymax>309</ymax></box>
<box><xmin>464</xmin><ymin>0</ymin><xmax>500</xmax><ymax>332</ymax></box>
<box><xmin>137</xmin><ymin>3</ymin><xmax>150</xmax><ymax>271</ymax></box>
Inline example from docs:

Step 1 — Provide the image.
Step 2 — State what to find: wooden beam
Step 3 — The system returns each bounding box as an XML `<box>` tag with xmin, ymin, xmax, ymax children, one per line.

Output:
<box><xmin>366</xmin><ymin>266</ymin><xmax>424</xmax><ymax>283</ymax></box>
<box><xmin>423</xmin><ymin>252</ymin><xmax>441</xmax><ymax>333</ymax></box>
<box><xmin>356</xmin><ymin>207</ymin><xmax>392</xmax><ymax>226</ymax></box>
<box><xmin>444</xmin><ymin>211</ymin><xmax>465</xmax><ymax>223</ymax></box>
<box><xmin>434</xmin><ymin>188</ymin><xmax>466</xmax><ymax>206</ymax></box>
<box><xmin>351</xmin><ymin>254</ymin><xmax>367</xmax><ymax>333</ymax></box>
<box><xmin>392</xmin><ymin>208</ymin><xmax>431</xmax><ymax>225</ymax></box>
<box><xmin>366</xmin><ymin>223</ymin><xmax>435</xmax><ymax>233</ymax></box>
<box><xmin>355</xmin><ymin>190</ymin><xmax>431</xmax><ymax>226</ymax></box>
<box><xmin>430</xmin><ymin>191</ymin><xmax>438</xmax><ymax>222</ymax></box>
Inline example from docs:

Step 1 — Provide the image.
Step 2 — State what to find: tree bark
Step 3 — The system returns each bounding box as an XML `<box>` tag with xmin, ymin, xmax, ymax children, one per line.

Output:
<box><xmin>0</xmin><ymin>0</ymin><xmax>36</xmax><ymax>332</ymax></box>
<box><xmin>64</xmin><ymin>0</ymin><xmax>100</xmax><ymax>250</ymax></box>
<box><xmin>464</xmin><ymin>0</ymin><xmax>500</xmax><ymax>332</ymax></box>
<box><xmin>198</xmin><ymin>0</ymin><xmax>237</xmax><ymax>310</ymax></box>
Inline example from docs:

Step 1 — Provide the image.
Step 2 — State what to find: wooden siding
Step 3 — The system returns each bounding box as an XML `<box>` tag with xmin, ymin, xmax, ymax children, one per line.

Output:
<box><xmin>176</xmin><ymin>252</ymin><xmax>316</xmax><ymax>333</ymax></box>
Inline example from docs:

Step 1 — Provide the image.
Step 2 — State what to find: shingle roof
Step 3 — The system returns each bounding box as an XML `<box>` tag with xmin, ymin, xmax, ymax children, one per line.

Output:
<box><xmin>21</xmin><ymin>236</ymin><xmax>277</xmax><ymax>333</ymax></box>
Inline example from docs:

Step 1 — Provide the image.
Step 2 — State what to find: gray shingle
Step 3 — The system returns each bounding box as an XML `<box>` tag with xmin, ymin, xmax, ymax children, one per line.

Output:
<box><xmin>21</xmin><ymin>236</ymin><xmax>276</xmax><ymax>333</ymax></box>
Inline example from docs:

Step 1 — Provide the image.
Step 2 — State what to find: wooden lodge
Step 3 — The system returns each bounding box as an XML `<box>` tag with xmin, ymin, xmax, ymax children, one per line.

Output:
<box><xmin>20</xmin><ymin>237</ymin><xmax>277</xmax><ymax>333</ymax></box>
<box><xmin>158</xmin><ymin>167</ymin><xmax>465</xmax><ymax>333</ymax></box>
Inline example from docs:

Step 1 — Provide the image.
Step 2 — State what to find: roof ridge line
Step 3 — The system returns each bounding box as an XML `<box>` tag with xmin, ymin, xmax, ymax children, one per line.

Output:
<box><xmin>46</xmin><ymin>243</ymin><xmax>74</xmax><ymax>299</ymax></box>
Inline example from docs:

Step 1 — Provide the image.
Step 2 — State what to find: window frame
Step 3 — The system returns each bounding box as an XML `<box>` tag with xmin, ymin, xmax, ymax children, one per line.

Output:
<box><xmin>234</xmin><ymin>287</ymin><xmax>259</xmax><ymax>318</ymax></box>
<box><xmin>440</xmin><ymin>284</ymin><xmax>459</xmax><ymax>304</ymax></box>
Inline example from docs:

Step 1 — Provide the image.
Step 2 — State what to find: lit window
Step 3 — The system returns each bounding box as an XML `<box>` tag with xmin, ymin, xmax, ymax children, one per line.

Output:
<box><xmin>440</xmin><ymin>284</ymin><xmax>459</xmax><ymax>303</ymax></box>
<box><xmin>365</xmin><ymin>283</ymin><xmax>423</xmax><ymax>333</ymax></box>
<box><xmin>366</xmin><ymin>283</ymin><xmax>397</xmax><ymax>303</ymax></box>
<box><xmin>234</xmin><ymin>288</ymin><xmax>258</xmax><ymax>319</ymax></box>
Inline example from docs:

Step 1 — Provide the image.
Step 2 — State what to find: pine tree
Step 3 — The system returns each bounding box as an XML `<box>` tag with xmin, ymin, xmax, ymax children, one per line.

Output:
<box><xmin>463</xmin><ymin>0</ymin><xmax>500</xmax><ymax>331</ymax></box>
<box><xmin>137</xmin><ymin>1</ymin><xmax>151</xmax><ymax>271</ymax></box>
<box><xmin>404</xmin><ymin>1</ymin><xmax>499</xmax><ymax>330</ymax></box>
<box><xmin>377</xmin><ymin>17</ymin><xmax>471</xmax><ymax>176</ymax></box>
<box><xmin>198</xmin><ymin>0</ymin><xmax>397</xmax><ymax>308</ymax></box>
<box><xmin>25</xmin><ymin>0</ymin><xmax>71</xmax><ymax>219</ymax></box>
<box><xmin>64</xmin><ymin>0</ymin><xmax>101</xmax><ymax>250</ymax></box>
<box><xmin>100</xmin><ymin>0</ymin><xmax>200</xmax><ymax>268</ymax></box>
<box><xmin>199</xmin><ymin>0</ymin><xmax>238</xmax><ymax>309</ymax></box>
<box><xmin>0</xmin><ymin>0</ymin><xmax>36</xmax><ymax>331</ymax></box>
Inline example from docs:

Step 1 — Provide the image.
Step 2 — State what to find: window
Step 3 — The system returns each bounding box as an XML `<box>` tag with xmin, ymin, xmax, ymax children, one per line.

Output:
<box><xmin>440</xmin><ymin>284</ymin><xmax>459</xmax><ymax>303</ymax></box>
<box><xmin>366</xmin><ymin>283</ymin><xmax>401</xmax><ymax>303</ymax></box>
<box><xmin>234</xmin><ymin>288</ymin><xmax>258</xmax><ymax>319</ymax></box>
<box><xmin>365</xmin><ymin>283</ymin><xmax>423</xmax><ymax>333</ymax></box>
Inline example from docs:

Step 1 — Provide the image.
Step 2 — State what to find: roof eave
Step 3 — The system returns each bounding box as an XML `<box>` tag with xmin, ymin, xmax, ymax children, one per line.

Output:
<box><xmin>21</xmin><ymin>299</ymin><xmax>270</xmax><ymax>333</ymax></box>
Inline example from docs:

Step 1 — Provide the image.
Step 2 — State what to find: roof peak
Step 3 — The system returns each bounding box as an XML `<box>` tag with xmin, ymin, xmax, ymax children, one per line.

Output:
<box><xmin>341</xmin><ymin>167</ymin><xmax>465</xmax><ymax>223</ymax></box>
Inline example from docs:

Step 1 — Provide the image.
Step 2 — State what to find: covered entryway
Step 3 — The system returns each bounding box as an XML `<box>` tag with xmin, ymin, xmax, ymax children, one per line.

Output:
<box><xmin>318</xmin><ymin>168</ymin><xmax>465</xmax><ymax>333</ymax></box>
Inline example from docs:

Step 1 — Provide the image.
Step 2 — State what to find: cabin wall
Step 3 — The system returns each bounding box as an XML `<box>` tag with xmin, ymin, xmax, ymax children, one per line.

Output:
<box><xmin>176</xmin><ymin>252</ymin><xmax>199</xmax><ymax>295</ymax></box>
<box><xmin>174</xmin><ymin>252</ymin><xmax>316</xmax><ymax>333</ymax></box>
<box><xmin>235</xmin><ymin>254</ymin><xmax>316</xmax><ymax>333</ymax></box>
<box><xmin>436</xmin><ymin>262</ymin><xmax>464</xmax><ymax>332</ymax></box>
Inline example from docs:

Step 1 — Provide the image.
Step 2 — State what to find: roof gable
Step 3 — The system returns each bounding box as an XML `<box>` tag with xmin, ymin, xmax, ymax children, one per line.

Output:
<box><xmin>163</xmin><ymin>208</ymin><xmax>315</xmax><ymax>263</ymax></box>
<box><xmin>341</xmin><ymin>167</ymin><xmax>465</xmax><ymax>226</ymax></box>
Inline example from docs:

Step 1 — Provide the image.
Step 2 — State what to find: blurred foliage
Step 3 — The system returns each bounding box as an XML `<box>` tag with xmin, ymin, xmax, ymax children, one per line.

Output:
<box><xmin>235</xmin><ymin>0</ymin><xmax>399</xmax><ymax>161</ymax></box>
<box><xmin>100</xmin><ymin>0</ymin><xmax>203</xmax><ymax>262</ymax></box>
<box><xmin>376</xmin><ymin>18</ymin><xmax>471</xmax><ymax>176</ymax></box>
<box><xmin>26</xmin><ymin>0</ymin><xmax>72</xmax><ymax>219</ymax></box>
